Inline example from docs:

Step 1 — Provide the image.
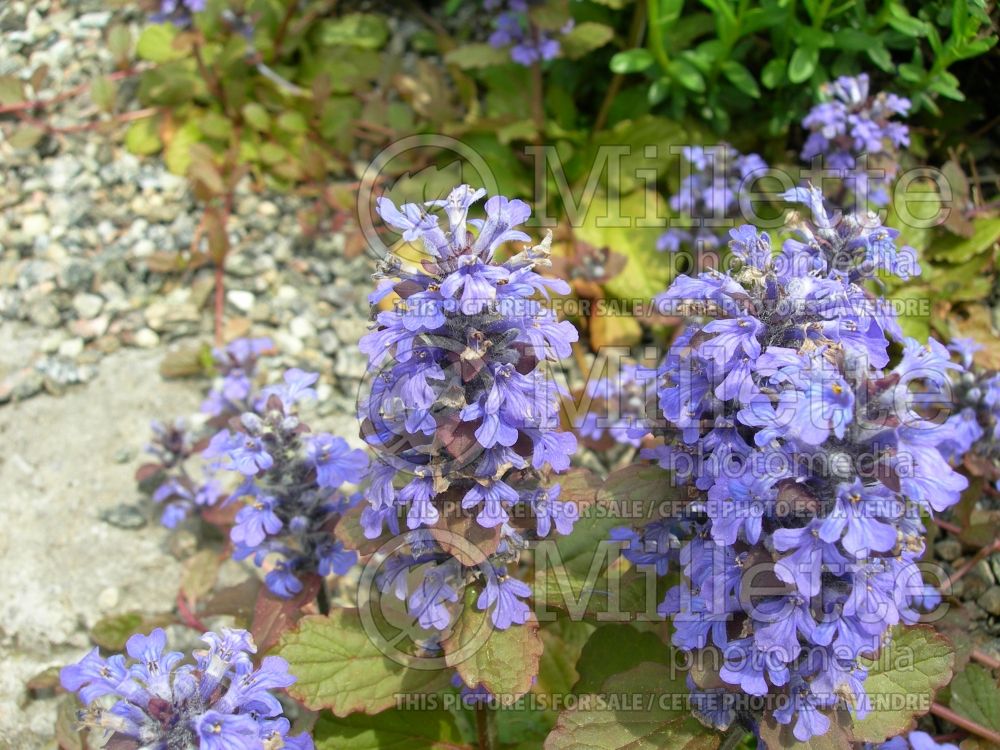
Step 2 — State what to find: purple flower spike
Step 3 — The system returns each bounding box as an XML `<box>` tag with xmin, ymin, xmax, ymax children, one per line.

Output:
<box><xmin>643</xmin><ymin>198</ymin><xmax>964</xmax><ymax>741</ymax></box>
<box><xmin>358</xmin><ymin>184</ymin><xmax>579</xmax><ymax>633</ymax></box>
<box><xmin>61</xmin><ymin>628</ymin><xmax>312</xmax><ymax>749</ymax></box>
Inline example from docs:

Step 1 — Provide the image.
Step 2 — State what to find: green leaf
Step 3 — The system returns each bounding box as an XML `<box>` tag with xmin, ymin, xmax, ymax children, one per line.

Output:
<box><xmin>887</xmin><ymin>6</ymin><xmax>931</xmax><ymax>37</ymax></box>
<box><xmin>898</xmin><ymin>62</ymin><xmax>925</xmax><ymax>84</ymax></box>
<box><xmin>107</xmin><ymin>24</ymin><xmax>133</xmax><ymax>62</ymax></box>
<box><xmin>275</xmin><ymin>611</ymin><xmax>451</xmax><ymax>716</ymax></box>
<box><xmin>610</xmin><ymin>49</ymin><xmax>655</xmax><ymax>74</ymax></box>
<box><xmin>260</xmin><ymin>142</ymin><xmax>290</xmax><ymax>166</ymax></box>
<box><xmin>889</xmin><ymin>284</ymin><xmax>931</xmax><ymax>342</ymax></box>
<box><xmin>443</xmin><ymin>43</ymin><xmax>510</xmax><ymax>70</ymax></box>
<box><xmin>443</xmin><ymin>589</ymin><xmax>543</xmax><ymax>701</ymax></box>
<box><xmin>537</xmin><ymin>619</ymin><xmax>597</xmax><ymax>697</ymax></box>
<box><xmin>572</xmin><ymin>625</ymin><xmax>672</xmax><ymax>694</ymax></box>
<box><xmin>90</xmin><ymin>612</ymin><xmax>144</xmax><ymax>651</ymax></box>
<box><xmin>124</xmin><ymin>117</ymin><xmax>163</xmax><ymax>156</ymax></box>
<box><xmin>544</xmin><ymin>663</ymin><xmax>719</xmax><ymax>750</ymax></box>
<box><xmin>90</xmin><ymin>76</ymin><xmax>117</xmax><ymax>112</ymax></box>
<box><xmin>885</xmin><ymin>178</ymin><xmax>941</xmax><ymax>253</ymax></box>
<box><xmin>720</xmin><ymin>60</ymin><xmax>760</xmax><ymax>98</ymax></box>
<box><xmin>667</xmin><ymin>59</ymin><xmax>705</xmax><ymax>92</ymax></box>
<box><xmin>926</xmin><ymin>216</ymin><xmax>1000</xmax><ymax>264</ymax></box>
<box><xmin>313</xmin><ymin>708</ymin><xmax>470</xmax><ymax>750</ymax></box>
<box><xmin>562</xmin><ymin>22</ymin><xmax>615</xmax><ymax>60</ymax></box>
<box><xmin>241</xmin><ymin>102</ymin><xmax>271</xmax><ymax>132</ymax></box>
<box><xmin>950</xmin><ymin>663</ymin><xmax>1000</xmax><ymax>733</ymax></box>
<box><xmin>136</xmin><ymin>23</ymin><xmax>185</xmax><ymax>63</ymax></box>
<box><xmin>90</xmin><ymin>612</ymin><xmax>171</xmax><ymax>651</ymax></box>
<box><xmin>575</xmin><ymin>190</ymin><xmax>675</xmax><ymax>301</ymax></box>
<box><xmin>198</xmin><ymin>110</ymin><xmax>233</xmax><ymax>141</ymax></box>
<box><xmin>7</xmin><ymin>125</ymin><xmax>45</xmax><ymax>150</ymax></box>
<box><xmin>180</xmin><ymin>548</ymin><xmax>221</xmax><ymax>605</ymax></box>
<box><xmin>497</xmin><ymin>119</ymin><xmax>538</xmax><ymax>145</ymax></box>
<box><xmin>318</xmin><ymin>13</ymin><xmax>389</xmax><ymax>50</ymax></box>
<box><xmin>866</xmin><ymin>44</ymin><xmax>894</xmax><ymax>72</ymax></box>
<box><xmin>760</xmin><ymin>58</ymin><xmax>786</xmax><ymax>89</ymax></box>
<box><xmin>788</xmin><ymin>45</ymin><xmax>818</xmax><ymax>83</ymax></box>
<box><xmin>163</xmin><ymin>120</ymin><xmax>201</xmax><ymax>175</ymax></box>
<box><xmin>851</xmin><ymin>625</ymin><xmax>955</xmax><ymax>743</ymax></box>
<box><xmin>0</xmin><ymin>75</ymin><xmax>25</xmax><ymax>106</ymax></box>
<box><xmin>572</xmin><ymin>114</ymin><xmax>686</xmax><ymax>196</ymax></box>
<box><xmin>277</xmin><ymin>110</ymin><xmax>308</xmax><ymax>135</ymax></box>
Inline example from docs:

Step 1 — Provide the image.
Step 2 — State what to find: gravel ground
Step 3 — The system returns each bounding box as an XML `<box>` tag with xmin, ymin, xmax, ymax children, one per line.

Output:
<box><xmin>3</xmin><ymin>1</ymin><xmax>1000</xmax><ymax>747</ymax></box>
<box><xmin>0</xmin><ymin>1</ymin><xmax>375</xmax><ymax>745</ymax></box>
<box><xmin>0</xmin><ymin>332</ymin><xmax>197</xmax><ymax>747</ymax></box>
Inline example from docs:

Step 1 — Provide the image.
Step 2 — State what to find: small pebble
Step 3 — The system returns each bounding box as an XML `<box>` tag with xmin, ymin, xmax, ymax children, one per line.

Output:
<box><xmin>99</xmin><ymin>503</ymin><xmax>147</xmax><ymax>530</ymax></box>
<box><xmin>134</xmin><ymin>328</ymin><xmax>160</xmax><ymax>349</ymax></box>
<box><xmin>980</xmin><ymin>586</ymin><xmax>1000</xmax><ymax>616</ymax></box>
<box><xmin>934</xmin><ymin>538</ymin><xmax>962</xmax><ymax>562</ymax></box>
<box><xmin>96</xmin><ymin>586</ymin><xmax>120</xmax><ymax>611</ymax></box>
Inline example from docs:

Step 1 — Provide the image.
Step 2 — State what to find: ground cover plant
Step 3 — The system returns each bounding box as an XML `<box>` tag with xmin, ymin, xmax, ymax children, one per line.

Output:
<box><xmin>3</xmin><ymin>1</ymin><xmax>1000</xmax><ymax>749</ymax></box>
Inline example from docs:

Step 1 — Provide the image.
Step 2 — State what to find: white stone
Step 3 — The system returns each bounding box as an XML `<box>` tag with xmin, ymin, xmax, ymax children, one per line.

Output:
<box><xmin>96</xmin><ymin>586</ymin><xmax>120</xmax><ymax>611</ymax></box>
<box><xmin>57</xmin><ymin>338</ymin><xmax>84</xmax><ymax>359</ymax></box>
<box><xmin>21</xmin><ymin>214</ymin><xmax>50</xmax><ymax>236</ymax></box>
<box><xmin>289</xmin><ymin>315</ymin><xmax>316</xmax><ymax>340</ymax></box>
<box><xmin>72</xmin><ymin>292</ymin><xmax>103</xmax><ymax>319</ymax></box>
<box><xmin>226</xmin><ymin>289</ymin><xmax>255</xmax><ymax>313</ymax></box>
<box><xmin>134</xmin><ymin>328</ymin><xmax>160</xmax><ymax>349</ymax></box>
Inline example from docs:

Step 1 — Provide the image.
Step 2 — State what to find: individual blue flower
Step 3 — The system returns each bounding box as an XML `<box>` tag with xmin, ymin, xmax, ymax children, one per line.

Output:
<box><xmin>529</xmin><ymin>484</ymin><xmax>578</xmax><ymax>537</ymax></box>
<box><xmin>478</xmin><ymin>574</ymin><xmax>532</xmax><ymax>630</ymax></box>
<box><xmin>262</xmin><ymin>367</ymin><xmax>319</xmax><ymax>404</ymax></box>
<box><xmin>231</xmin><ymin>497</ymin><xmax>283</xmax><ymax>548</ymax></box>
<box><xmin>818</xmin><ymin>481</ymin><xmax>899</xmax><ymax>558</ymax></box>
<box><xmin>409</xmin><ymin>567</ymin><xmax>460</xmax><ymax>631</ymax></box>
<box><xmin>306</xmin><ymin>434</ymin><xmax>368</xmax><ymax>488</ymax></box>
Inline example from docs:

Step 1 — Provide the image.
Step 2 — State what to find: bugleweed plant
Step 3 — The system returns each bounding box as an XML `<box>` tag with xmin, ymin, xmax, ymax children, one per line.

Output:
<box><xmin>800</xmin><ymin>73</ymin><xmax>911</xmax><ymax>208</ymax></box>
<box><xmin>61</xmin><ymin>627</ymin><xmax>313</xmax><ymax>748</ymax></box>
<box><xmin>628</xmin><ymin>186</ymin><xmax>966</xmax><ymax>741</ymax></box>
<box><xmin>207</xmin><ymin>368</ymin><xmax>368</xmax><ymax>601</ymax></box>
<box><xmin>140</xmin><ymin>337</ymin><xmax>272</xmax><ymax>527</ymax></box>
<box><xmin>357</xmin><ymin>184</ymin><xmax>579</xmax><ymax>632</ymax></box>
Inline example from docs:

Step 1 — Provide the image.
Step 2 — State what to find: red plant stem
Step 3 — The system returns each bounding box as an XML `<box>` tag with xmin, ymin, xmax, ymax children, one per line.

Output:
<box><xmin>0</xmin><ymin>66</ymin><xmax>145</xmax><ymax>114</ymax></box>
<box><xmin>474</xmin><ymin>703</ymin><xmax>494</xmax><ymax>750</ymax></box>
<box><xmin>214</xmin><ymin>264</ymin><xmax>225</xmax><ymax>346</ymax></box>
<box><xmin>943</xmin><ymin>538</ymin><xmax>1000</xmax><ymax>590</ymax></box>
<box><xmin>934</xmin><ymin>518</ymin><xmax>963</xmax><ymax>536</ymax></box>
<box><xmin>971</xmin><ymin>648</ymin><xmax>1000</xmax><ymax>671</ymax></box>
<box><xmin>176</xmin><ymin>591</ymin><xmax>210</xmax><ymax>633</ymax></box>
<box><xmin>15</xmin><ymin>107</ymin><xmax>157</xmax><ymax>135</ymax></box>
<box><xmin>930</xmin><ymin>702</ymin><xmax>1000</xmax><ymax>745</ymax></box>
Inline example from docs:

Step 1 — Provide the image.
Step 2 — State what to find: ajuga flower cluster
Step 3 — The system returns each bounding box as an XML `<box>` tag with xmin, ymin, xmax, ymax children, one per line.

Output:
<box><xmin>143</xmin><ymin>337</ymin><xmax>273</xmax><ymax>527</ymax></box>
<box><xmin>658</xmin><ymin>144</ymin><xmax>767</xmax><ymax>255</ymax></box>
<box><xmin>576</xmin><ymin>359</ymin><xmax>656</xmax><ymax>449</ymax></box>
<box><xmin>629</xmin><ymin>185</ymin><xmax>964</xmax><ymax>741</ymax></box>
<box><xmin>207</xmin><ymin>368</ymin><xmax>368</xmax><ymax>598</ymax></box>
<box><xmin>800</xmin><ymin>73</ymin><xmax>911</xmax><ymax>207</ymax></box>
<box><xmin>60</xmin><ymin>627</ymin><xmax>312</xmax><ymax>749</ymax></box>
<box><xmin>485</xmin><ymin>0</ymin><xmax>571</xmax><ymax>66</ymax></box>
<box><xmin>358</xmin><ymin>184</ymin><xmax>579</xmax><ymax>632</ymax></box>
<box><xmin>939</xmin><ymin>337</ymin><xmax>1000</xmax><ymax>468</ymax></box>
